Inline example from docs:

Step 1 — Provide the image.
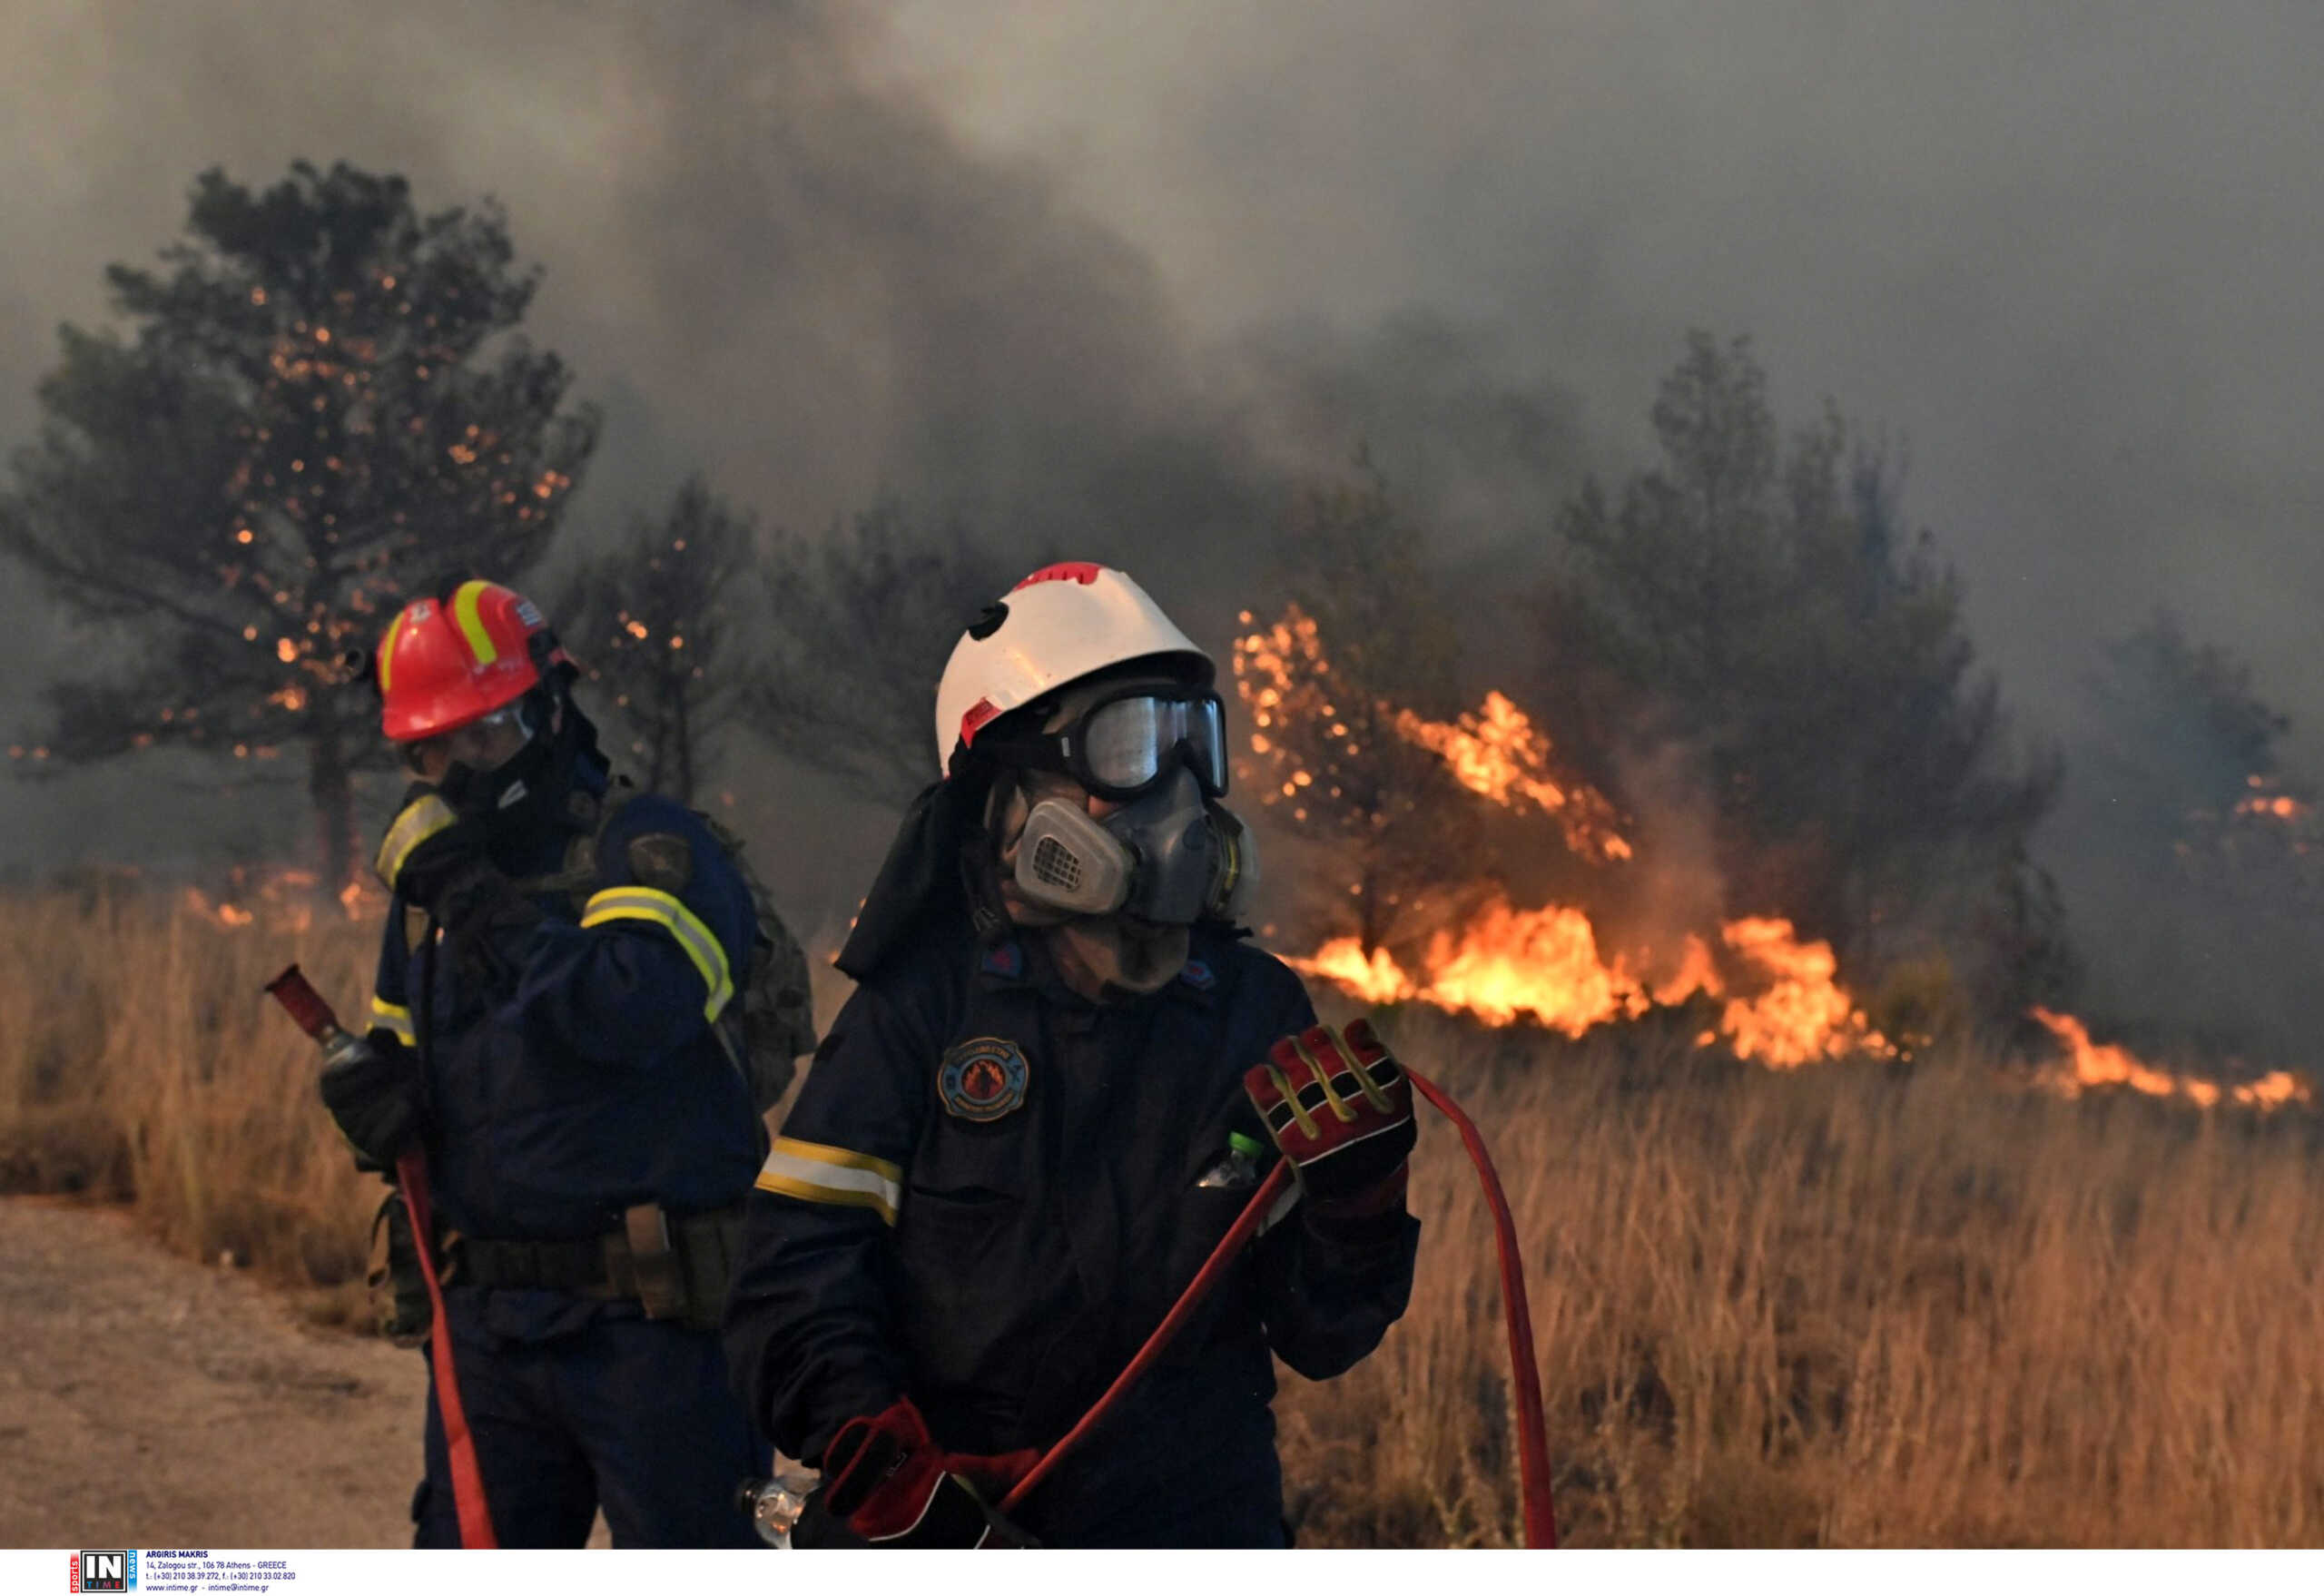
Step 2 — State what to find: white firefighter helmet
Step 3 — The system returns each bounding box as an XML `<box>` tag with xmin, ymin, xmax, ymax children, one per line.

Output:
<box><xmin>933</xmin><ymin>562</ymin><xmax>1212</xmax><ymax>777</ymax></box>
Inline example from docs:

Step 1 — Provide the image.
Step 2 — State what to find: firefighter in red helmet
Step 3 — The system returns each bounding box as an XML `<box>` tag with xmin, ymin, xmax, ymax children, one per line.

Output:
<box><xmin>318</xmin><ymin>577</ymin><xmax>789</xmax><ymax>1548</ymax></box>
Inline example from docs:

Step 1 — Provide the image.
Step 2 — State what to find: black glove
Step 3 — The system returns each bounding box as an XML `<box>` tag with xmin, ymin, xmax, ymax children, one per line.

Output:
<box><xmin>319</xmin><ymin>1033</ymin><xmax>426</xmax><ymax>1170</ymax></box>
<box><xmin>372</xmin><ymin>781</ymin><xmax>491</xmax><ymax>914</ymax></box>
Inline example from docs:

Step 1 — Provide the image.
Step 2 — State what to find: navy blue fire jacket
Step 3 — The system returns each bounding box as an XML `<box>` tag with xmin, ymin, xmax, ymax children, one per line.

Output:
<box><xmin>368</xmin><ymin>763</ymin><xmax>764</xmax><ymax>1336</ymax></box>
<box><xmin>723</xmin><ymin>921</ymin><xmax>1421</xmax><ymax>1548</ymax></box>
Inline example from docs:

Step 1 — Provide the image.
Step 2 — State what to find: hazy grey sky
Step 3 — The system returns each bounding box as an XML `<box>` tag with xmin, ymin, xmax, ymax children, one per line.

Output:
<box><xmin>4</xmin><ymin>2</ymin><xmax>2321</xmax><ymax>881</ymax></box>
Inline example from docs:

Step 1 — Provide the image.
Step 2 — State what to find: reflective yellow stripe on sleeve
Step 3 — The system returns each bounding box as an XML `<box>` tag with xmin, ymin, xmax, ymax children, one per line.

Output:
<box><xmin>753</xmin><ymin>1137</ymin><xmax>904</xmax><ymax>1227</ymax></box>
<box><xmin>369</xmin><ymin>996</ymin><xmax>416</xmax><ymax>1046</ymax></box>
<box><xmin>373</xmin><ymin>793</ymin><xmax>458</xmax><ymax>888</ymax></box>
<box><xmin>578</xmin><ymin>885</ymin><xmax>736</xmax><ymax>1021</ymax></box>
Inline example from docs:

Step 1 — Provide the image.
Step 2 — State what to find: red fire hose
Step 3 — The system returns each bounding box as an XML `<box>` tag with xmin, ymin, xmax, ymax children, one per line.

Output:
<box><xmin>264</xmin><ymin>966</ymin><xmax>499</xmax><ymax>1550</ymax></box>
<box><xmin>390</xmin><ymin>1146</ymin><xmax>499</xmax><ymax>1550</ymax></box>
<box><xmin>1000</xmin><ymin>1066</ymin><xmax>1558</xmax><ymax>1549</ymax></box>
<box><xmin>999</xmin><ymin>1160</ymin><xmax>1293</xmax><ymax>1519</ymax></box>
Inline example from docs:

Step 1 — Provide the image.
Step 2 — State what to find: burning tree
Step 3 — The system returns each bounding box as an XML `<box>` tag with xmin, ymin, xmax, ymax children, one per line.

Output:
<box><xmin>1234</xmin><ymin>476</ymin><xmax>1485</xmax><ymax>953</ymax></box>
<box><xmin>1548</xmin><ymin>333</ymin><xmax>2058</xmax><ymax>1001</ymax></box>
<box><xmin>0</xmin><ymin>161</ymin><xmax>599</xmax><ymax>887</ymax></box>
<box><xmin>748</xmin><ymin>503</ymin><xmax>1029</xmax><ymax>807</ymax></box>
<box><xmin>554</xmin><ymin>478</ymin><xmax>756</xmax><ymax>805</ymax></box>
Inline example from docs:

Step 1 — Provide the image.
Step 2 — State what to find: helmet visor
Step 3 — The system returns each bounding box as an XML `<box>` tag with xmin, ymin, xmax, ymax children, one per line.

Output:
<box><xmin>1077</xmin><ymin>691</ymin><xmax>1229</xmax><ymax>799</ymax></box>
<box><xmin>399</xmin><ymin>702</ymin><xmax>536</xmax><ymax>774</ymax></box>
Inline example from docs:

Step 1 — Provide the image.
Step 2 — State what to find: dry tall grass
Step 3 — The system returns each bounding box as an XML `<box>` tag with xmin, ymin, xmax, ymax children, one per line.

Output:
<box><xmin>1276</xmin><ymin>1008</ymin><xmax>2324</xmax><ymax>1547</ymax></box>
<box><xmin>4</xmin><ymin>889</ymin><xmax>2320</xmax><ymax>1545</ymax></box>
<box><xmin>0</xmin><ymin>886</ymin><xmax>380</xmax><ymax>1316</ymax></box>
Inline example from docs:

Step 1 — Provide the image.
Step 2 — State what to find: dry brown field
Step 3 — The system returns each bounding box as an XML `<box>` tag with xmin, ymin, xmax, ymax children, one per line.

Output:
<box><xmin>3</xmin><ymin>888</ymin><xmax>2319</xmax><ymax>1548</ymax></box>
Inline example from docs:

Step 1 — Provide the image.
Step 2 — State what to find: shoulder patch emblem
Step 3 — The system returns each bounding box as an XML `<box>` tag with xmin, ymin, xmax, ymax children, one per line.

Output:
<box><xmin>1179</xmin><ymin>957</ymin><xmax>1216</xmax><ymax>990</ymax></box>
<box><xmin>979</xmin><ymin>941</ymin><xmax>1024</xmax><ymax>980</ymax></box>
<box><xmin>939</xmin><ymin>1037</ymin><xmax>1030</xmax><ymax>1122</ymax></box>
<box><xmin>625</xmin><ymin>831</ymin><xmax>695</xmax><ymax>893</ymax></box>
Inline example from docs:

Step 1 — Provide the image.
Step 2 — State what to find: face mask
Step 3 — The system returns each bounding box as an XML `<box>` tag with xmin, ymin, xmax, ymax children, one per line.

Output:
<box><xmin>1012</xmin><ymin>766</ymin><xmax>1259</xmax><ymax>926</ymax></box>
<box><xmin>439</xmin><ymin>692</ymin><xmax>600</xmax><ymax>835</ymax></box>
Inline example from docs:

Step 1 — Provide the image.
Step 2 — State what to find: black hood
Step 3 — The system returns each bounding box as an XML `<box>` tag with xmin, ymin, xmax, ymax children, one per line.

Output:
<box><xmin>835</xmin><ymin>778</ymin><xmax>990</xmax><ymax>981</ymax></box>
<box><xmin>458</xmin><ymin>696</ymin><xmax>610</xmax><ymax>862</ymax></box>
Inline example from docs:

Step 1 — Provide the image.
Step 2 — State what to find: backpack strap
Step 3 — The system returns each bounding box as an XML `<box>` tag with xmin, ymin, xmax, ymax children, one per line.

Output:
<box><xmin>509</xmin><ymin>779</ymin><xmax>644</xmax><ymax>913</ymax></box>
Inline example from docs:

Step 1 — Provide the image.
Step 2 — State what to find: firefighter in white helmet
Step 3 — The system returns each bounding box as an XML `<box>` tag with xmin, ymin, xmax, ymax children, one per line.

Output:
<box><xmin>724</xmin><ymin>563</ymin><xmax>1421</xmax><ymax>1547</ymax></box>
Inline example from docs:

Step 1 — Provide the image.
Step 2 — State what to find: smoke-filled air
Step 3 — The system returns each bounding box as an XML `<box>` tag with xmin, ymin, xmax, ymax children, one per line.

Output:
<box><xmin>2</xmin><ymin>0</ymin><xmax>2322</xmax><ymax>1552</ymax></box>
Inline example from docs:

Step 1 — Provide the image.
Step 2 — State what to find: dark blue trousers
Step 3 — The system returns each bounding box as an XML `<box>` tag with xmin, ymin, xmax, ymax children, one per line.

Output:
<box><xmin>412</xmin><ymin>1296</ymin><xmax>768</xmax><ymax>1549</ymax></box>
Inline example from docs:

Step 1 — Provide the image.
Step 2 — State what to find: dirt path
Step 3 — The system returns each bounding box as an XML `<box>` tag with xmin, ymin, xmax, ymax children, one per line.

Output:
<box><xmin>0</xmin><ymin>1196</ymin><xmax>428</xmax><ymax>1548</ymax></box>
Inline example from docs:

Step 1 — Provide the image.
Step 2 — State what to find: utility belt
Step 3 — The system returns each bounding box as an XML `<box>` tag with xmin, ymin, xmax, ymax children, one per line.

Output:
<box><xmin>370</xmin><ymin>1195</ymin><xmax>744</xmax><ymax>1341</ymax></box>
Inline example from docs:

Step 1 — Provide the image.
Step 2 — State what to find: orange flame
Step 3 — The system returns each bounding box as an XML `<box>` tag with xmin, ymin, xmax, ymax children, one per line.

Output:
<box><xmin>1716</xmin><ymin>917</ymin><xmax>1891</xmax><ymax>1066</ymax></box>
<box><xmin>339</xmin><ymin>876</ymin><xmax>386</xmax><ymax>921</ymax></box>
<box><xmin>1420</xmin><ymin>900</ymin><xmax>1649</xmax><ymax>1034</ymax></box>
<box><xmin>1247</xmin><ymin>603</ymin><xmax>2297</xmax><ymax>1100</ymax></box>
<box><xmin>183</xmin><ymin>887</ymin><xmax>258</xmax><ymax>930</ymax></box>
<box><xmin>2028</xmin><ymin>1007</ymin><xmax>2310</xmax><ymax>1111</ymax></box>
<box><xmin>1292</xmin><ymin>938</ymin><xmax>1417</xmax><ymax>1007</ymax></box>
<box><xmin>1244</xmin><ymin>601</ymin><xmax>1886</xmax><ymax>1065</ymax></box>
<box><xmin>1652</xmin><ymin>933</ymin><xmax>1723</xmax><ymax>1007</ymax></box>
<box><xmin>1392</xmin><ymin>693</ymin><xmax>1630</xmax><ymax>861</ymax></box>
<box><xmin>178</xmin><ymin>865</ymin><xmax>388</xmax><ymax>933</ymax></box>
<box><xmin>1286</xmin><ymin>903</ymin><xmax>1653</xmax><ymax>1037</ymax></box>
<box><xmin>2235</xmin><ymin>793</ymin><xmax>2309</xmax><ymax>823</ymax></box>
<box><xmin>1230</xmin><ymin>606</ymin><xmax>1630</xmax><ymax>858</ymax></box>
<box><xmin>1288</xmin><ymin>897</ymin><xmax>1888</xmax><ymax>1061</ymax></box>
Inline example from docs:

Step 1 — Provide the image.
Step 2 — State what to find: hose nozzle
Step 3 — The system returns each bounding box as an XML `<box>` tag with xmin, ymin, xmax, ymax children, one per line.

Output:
<box><xmin>263</xmin><ymin>964</ymin><xmax>340</xmax><ymax>1040</ymax></box>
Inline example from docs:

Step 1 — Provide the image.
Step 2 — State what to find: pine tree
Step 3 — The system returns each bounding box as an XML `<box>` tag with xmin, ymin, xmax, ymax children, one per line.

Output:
<box><xmin>749</xmin><ymin>504</ymin><xmax>1028</xmax><ymax>807</ymax></box>
<box><xmin>555</xmin><ymin>478</ymin><xmax>756</xmax><ymax>804</ymax></box>
<box><xmin>1234</xmin><ymin>472</ymin><xmax>1481</xmax><ymax>953</ymax></box>
<box><xmin>1</xmin><ymin>161</ymin><xmax>598</xmax><ymax>885</ymax></box>
<box><xmin>1551</xmin><ymin>333</ymin><xmax>2057</xmax><ymax>994</ymax></box>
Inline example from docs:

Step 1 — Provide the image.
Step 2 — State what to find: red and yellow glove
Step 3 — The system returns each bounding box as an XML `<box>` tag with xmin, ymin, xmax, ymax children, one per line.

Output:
<box><xmin>1245</xmin><ymin>1019</ymin><xmax>1416</xmax><ymax>1217</ymax></box>
<box><xmin>817</xmin><ymin>1396</ymin><xmax>1040</xmax><ymax>1548</ymax></box>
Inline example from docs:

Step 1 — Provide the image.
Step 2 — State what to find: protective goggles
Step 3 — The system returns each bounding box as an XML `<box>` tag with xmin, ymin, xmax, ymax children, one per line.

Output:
<box><xmin>998</xmin><ymin>686</ymin><xmax>1230</xmax><ymax>801</ymax></box>
<box><xmin>400</xmin><ymin>701</ymin><xmax>537</xmax><ymax>773</ymax></box>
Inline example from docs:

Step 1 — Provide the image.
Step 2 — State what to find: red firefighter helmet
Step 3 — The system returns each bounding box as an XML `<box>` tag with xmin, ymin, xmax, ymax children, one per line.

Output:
<box><xmin>374</xmin><ymin>579</ymin><xmax>571</xmax><ymax>743</ymax></box>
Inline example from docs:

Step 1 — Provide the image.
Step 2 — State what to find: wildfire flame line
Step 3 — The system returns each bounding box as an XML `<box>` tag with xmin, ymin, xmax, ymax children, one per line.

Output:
<box><xmin>2028</xmin><ymin>1007</ymin><xmax>2309</xmax><ymax>1111</ymax></box>
<box><xmin>1285</xmin><ymin>902</ymin><xmax>1891</xmax><ymax>1068</ymax></box>
<box><xmin>181</xmin><ymin>867</ymin><xmax>387</xmax><ymax>932</ymax></box>
<box><xmin>1240</xmin><ymin>603</ymin><xmax>2307</xmax><ymax>1108</ymax></box>
<box><xmin>1238</xmin><ymin>600</ymin><xmax>1884</xmax><ymax>1066</ymax></box>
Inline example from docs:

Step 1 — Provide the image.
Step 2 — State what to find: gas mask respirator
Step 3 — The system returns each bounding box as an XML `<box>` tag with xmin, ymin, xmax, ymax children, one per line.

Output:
<box><xmin>1012</xmin><ymin>766</ymin><xmax>1258</xmax><ymax>927</ymax></box>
